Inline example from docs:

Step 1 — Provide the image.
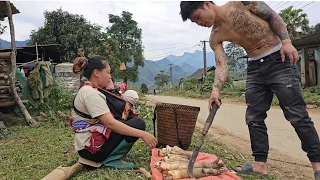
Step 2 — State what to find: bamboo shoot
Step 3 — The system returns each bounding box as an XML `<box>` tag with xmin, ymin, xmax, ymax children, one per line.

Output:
<box><xmin>158</xmin><ymin>145</ymin><xmax>192</xmax><ymax>157</ymax></box>
<box><xmin>156</xmin><ymin>161</ymin><xmax>224</xmax><ymax>171</ymax></box>
<box><xmin>139</xmin><ymin>168</ymin><xmax>152</xmax><ymax>179</ymax></box>
<box><xmin>42</xmin><ymin>162</ymin><xmax>84</xmax><ymax>180</ymax></box>
<box><xmin>163</xmin><ymin>168</ymin><xmax>227</xmax><ymax>180</ymax></box>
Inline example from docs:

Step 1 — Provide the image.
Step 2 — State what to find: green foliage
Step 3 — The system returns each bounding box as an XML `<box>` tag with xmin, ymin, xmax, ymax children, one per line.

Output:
<box><xmin>182</xmin><ymin>77</ymin><xmax>197</xmax><ymax>91</ymax></box>
<box><xmin>303</xmin><ymin>85</ymin><xmax>320</xmax><ymax>95</ymax></box>
<box><xmin>28</xmin><ymin>8</ymin><xmax>144</xmax><ymax>83</ymax></box>
<box><xmin>29</xmin><ymin>8</ymin><xmax>105</xmax><ymax>62</ymax></box>
<box><xmin>279</xmin><ymin>6</ymin><xmax>311</xmax><ymax>40</ymax></box>
<box><xmin>302</xmin><ymin>92</ymin><xmax>320</xmax><ymax>106</ymax></box>
<box><xmin>140</xmin><ymin>83</ymin><xmax>148</xmax><ymax>94</ymax></box>
<box><xmin>0</xmin><ymin>22</ymin><xmax>6</xmax><ymax>48</ymax></box>
<box><xmin>171</xmin><ymin>84</ymin><xmax>180</xmax><ymax>91</ymax></box>
<box><xmin>34</xmin><ymin>80</ymin><xmax>75</xmax><ymax>113</ymax></box>
<box><xmin>225</xmin><ymin>42</ymin><xmax>247</xmax><ymax>80</ymax></box>
<box><xmin>154</xmin><ymin>73</ymin><xmax>170</xmax><ymax>88</ymax></box>
<box><xmin>107</xmin><ymin>11</ymin><xmax>144</xmax><ymax>83</ymax></box>
<box><xmin>313</xmin><ymin>23</ymin><xmax>320</xmax><ymax>34</ymax></box>
<box><xmin>202</xmin><ymin>71</ymin><xmax>214</xmax><ymax>93</ymax></box>
<box><xmin>0</xmin><ymin>22</ymin><xmax>6</xmax><ymax>35</ymax></box>
<box><xmin>91</xmin><ymin>37</ymin><xmax>121</xmax><ymax>79</ymax></box>
<box><xmin>161</xmin><ymin>90</ymin><xmax>210</xmax><ymax>99</ymax></box>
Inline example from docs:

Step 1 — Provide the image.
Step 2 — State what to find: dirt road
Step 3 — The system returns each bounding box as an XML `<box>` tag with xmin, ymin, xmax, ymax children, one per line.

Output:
<box><xmin>145</xmin><ymin>95</ymin><xmax>320</xmax><ymax>179</ymax></box>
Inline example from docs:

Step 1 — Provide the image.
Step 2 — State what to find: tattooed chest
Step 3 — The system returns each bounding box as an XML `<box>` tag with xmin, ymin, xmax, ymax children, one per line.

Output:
<box><xmin>231</xmin><ymin>8</ymin><xmax>277</xmax><ymax>44</ymax></box>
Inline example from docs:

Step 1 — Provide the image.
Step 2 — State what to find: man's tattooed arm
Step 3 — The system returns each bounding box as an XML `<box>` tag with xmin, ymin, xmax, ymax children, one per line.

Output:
<box><xmin>212</xmin><ymin>43</ymin><xmax>228</xmax><ymax>91</ymax></box>
<box><xmin>241</xmin><ymin>1</ymin><xmax>290</xmax><ymax>41</ymax></box>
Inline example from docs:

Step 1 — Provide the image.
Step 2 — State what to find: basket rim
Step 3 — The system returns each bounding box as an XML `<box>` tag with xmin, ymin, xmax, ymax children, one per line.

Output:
<box><xmin>155</xmin><ymin>102</ymin><xmax>200</xmax><ymax>111</ymax></box>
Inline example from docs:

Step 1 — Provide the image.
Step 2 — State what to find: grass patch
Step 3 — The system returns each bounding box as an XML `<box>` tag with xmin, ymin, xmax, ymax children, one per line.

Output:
<box><xmin>160</xmin><ymin>91</ymin><xmax>210</xmax><ymax>99</ymax></box>
<box><xmin>0</xmin><ymin>104</ymin><xmax>278</xmax><ymax>180</ymax></box>
<box><xmin>161</xmin><ymin>85</ymin><xmax>320</xmax><ymax>107</ymax></box>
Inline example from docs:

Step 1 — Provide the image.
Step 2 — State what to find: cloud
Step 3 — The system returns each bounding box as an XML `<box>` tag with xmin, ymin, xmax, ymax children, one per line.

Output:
<box><xmin>0</xmin><ymin>1</ymin><xmax>215</xmax><ymax>60</ymax></box>
<box><xmin>1</xmin><ymin>1</ymin><xmax>318</xmax><ymax>60</ymax></box>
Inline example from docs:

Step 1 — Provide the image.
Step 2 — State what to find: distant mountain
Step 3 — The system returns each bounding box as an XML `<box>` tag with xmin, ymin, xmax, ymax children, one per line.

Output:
<box><xmin>129</xmin><ymin>50</ymin><xmax>216</xmax><ymax>89</ymax></box>
<box><xmin>0</xmin><ymin>39</ymin><xmax>30</xmax><ymax>48</ymax></box>
<box><xmin>168</xmin><ymin>50</ymin><xmax>215</xmax><ymax>69</ymax></box>
<box><xmin>156</xmin><ymin>58</ymin><xmax>172</xmax><ymax>69</ymax></box>
<box><xmin>181</xmin><ymin>63</ymin><xmax>196</xmax><ymax>73</ymax></box>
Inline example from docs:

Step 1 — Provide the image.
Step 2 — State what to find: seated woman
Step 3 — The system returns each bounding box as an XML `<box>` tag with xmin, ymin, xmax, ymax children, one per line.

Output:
<box><xmin>71</xmin><ymin>55</ymin><xmax>157</xmax><ymax>169</ymax></box>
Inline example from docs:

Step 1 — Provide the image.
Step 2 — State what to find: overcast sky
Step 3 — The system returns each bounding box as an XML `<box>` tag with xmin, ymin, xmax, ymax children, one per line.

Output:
<box><xmin>1</xmin><ymin>1</ymin><xmax>319</xmax><ymax>61</ymax></box>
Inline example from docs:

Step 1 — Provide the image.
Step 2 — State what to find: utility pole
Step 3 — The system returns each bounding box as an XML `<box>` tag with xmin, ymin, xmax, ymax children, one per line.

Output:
<box><xmin>200</xmin><ymin>40</ymin><xmax>209</xmax><ymax>77</ymax></box>
<box><xmin>200</xmin><ymin>40</ymin><xmax>209</xmax><ymax>94</ymax></box>
<box><xmin>169</xmin><ymin>63</ymin><xmax>173</xmax><ymax>84</ymax></box>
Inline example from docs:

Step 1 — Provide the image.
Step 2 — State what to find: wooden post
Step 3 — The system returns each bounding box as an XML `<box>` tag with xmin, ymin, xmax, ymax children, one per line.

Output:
<box><xmin>300</xmin><ymin>49</ymin><xmax>306</xmax><ymax>88</ymax></box>
<box><xmin>6</xmin><ymin>1</ymin><xmax>38</xmax><ymax>126</ymax></box>
<box><xmin>300</xmin><ymin>48</ymin><xmax>310</xmax><ymax>88</ymax></box>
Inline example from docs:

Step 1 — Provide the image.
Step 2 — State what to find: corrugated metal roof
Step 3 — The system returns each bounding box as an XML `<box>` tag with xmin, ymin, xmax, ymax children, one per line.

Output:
<box><xmin>0</xmin><ymin>44</ymin><xmax>61</xmax><ymax>63</ymax></box>
<box><xmin>292</xmin><ymin>32</ymin><xmax>320</xmax><ymax>49</ymax></box>
<box><xmin>187</xmin><ymin>66</ymin><xmax>216</xmax><ymax>80</ymax></box>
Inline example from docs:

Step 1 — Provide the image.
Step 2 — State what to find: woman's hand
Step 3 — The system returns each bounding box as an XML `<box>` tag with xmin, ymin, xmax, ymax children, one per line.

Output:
<box><xmin>141</xmin><ymin>132</ymin><xmax>157</xmax><ymax>149</ymax></box>
<box><xmin>132</xmin><ymin>110</ymin><xmax>140</xmax><ymax>117</ymax></box>
<box><xmin>99</xmin><ymin>113</ymin><xmax>157</xmax><ymax>148</ymax></box>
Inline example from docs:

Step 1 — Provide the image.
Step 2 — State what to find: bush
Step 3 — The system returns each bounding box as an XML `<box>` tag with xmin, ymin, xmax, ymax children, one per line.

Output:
<box><xmin>34</xmin><ymin>80</ymin><xmax>75</xmax><ymax>113</ymax></box>
<box><xmin>171</xmin><ymin>84</ymin><xmax>180</xmax><ymax>91</ymax></box>
<box><xmin>140</xmin><ymin>83</ymin><xmax>148</xmax><ymax>94</ymax></box>
<box><xmin>182</xmin><ymin>77</ymin><xmax>197</xmax><ymax>91</ymax></box>
<box><xmin>303</xmin><ymin>85</ymin><xmax>320</xmax><ymax>95</ymax></box>
<box><xmin>202</xmin><ymin>71</ymin><xmax>214</xmax><ymax>93</ymax></box>
<box><xmin>303</xmin><ymin>92</ymin><xmax>320</xmax><ymax>106</ymax></box>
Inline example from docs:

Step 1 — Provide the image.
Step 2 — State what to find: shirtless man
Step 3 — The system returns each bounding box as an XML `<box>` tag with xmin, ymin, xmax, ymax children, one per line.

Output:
<box><xmin>180</xmin><ymin>1</ymin><xmax>320</xmax><ymax>179</ymax></box>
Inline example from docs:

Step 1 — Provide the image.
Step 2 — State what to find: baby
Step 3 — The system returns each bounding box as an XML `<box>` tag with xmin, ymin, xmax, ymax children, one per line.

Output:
<box><xmin>122</xmin><ymin>90</ymin><xmax>139</xmax><ymax>105</ymax></box>
<box><xmin>122</xmin><ymin>90</ymin><xmax>141</xmax><ymax>116</ymax></box>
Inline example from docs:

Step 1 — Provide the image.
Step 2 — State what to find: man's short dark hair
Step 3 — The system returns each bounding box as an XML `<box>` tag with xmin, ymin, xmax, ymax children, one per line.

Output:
<box><xmin>180</xmin><ymin>1</ymin><xmax>215</xmax><ymax>21</ymax></box>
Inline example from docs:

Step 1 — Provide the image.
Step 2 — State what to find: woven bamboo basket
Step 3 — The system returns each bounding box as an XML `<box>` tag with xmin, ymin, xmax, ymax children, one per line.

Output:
<box><xmin>154</xmin><ymin>102</ymin><xmax>200</xmax><ymax>150</ymax></box>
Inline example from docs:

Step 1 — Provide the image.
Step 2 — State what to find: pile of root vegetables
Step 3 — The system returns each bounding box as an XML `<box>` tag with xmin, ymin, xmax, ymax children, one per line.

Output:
<box><xmin>155</xmin><ymin>145</ymin><xmax>227</xmax><ymax>180</ymax></box>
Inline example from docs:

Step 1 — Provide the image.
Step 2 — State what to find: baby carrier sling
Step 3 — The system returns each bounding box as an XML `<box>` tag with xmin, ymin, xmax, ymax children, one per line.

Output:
<box><xmin>73</xmin><ymin>82</ymin><xmax>133</xmax><ymax>121</ymax></box>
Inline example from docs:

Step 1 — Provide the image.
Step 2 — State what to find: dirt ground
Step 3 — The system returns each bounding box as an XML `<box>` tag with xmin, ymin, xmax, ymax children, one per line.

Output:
<box><xmin>145</xmin><ymin>95</ymin><xmax>320</xmax><ymax>180</ymax></box>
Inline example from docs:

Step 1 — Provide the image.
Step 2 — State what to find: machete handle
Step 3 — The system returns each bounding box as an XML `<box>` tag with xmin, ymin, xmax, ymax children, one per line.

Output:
<box><xmin>202</xmin><ymin>101</ymin><xmax>220</xmax><ymax>135</ymax></box>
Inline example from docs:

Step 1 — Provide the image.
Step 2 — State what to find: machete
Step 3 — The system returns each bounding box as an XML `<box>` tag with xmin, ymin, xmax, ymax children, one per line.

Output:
<box><xmin>187</xmin><ymin>101</ymin><xmax>220</xmax><ymax>178</ymax></box>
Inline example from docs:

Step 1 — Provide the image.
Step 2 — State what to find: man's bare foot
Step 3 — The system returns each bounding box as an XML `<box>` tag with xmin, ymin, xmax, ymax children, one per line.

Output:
<box><xmin>234</xmin><ymin>161</ymin><xmax>268</xmax><ymax>175</ymax></box>
<box><xmin>312</xmin><ymin>162</ymin><xmax>320</xmax><ymax>172</ymax></box>
<box><xmin>252</xmin><ymin>161</ymin><xmax>268</xmax><ymax>175</ymax></box>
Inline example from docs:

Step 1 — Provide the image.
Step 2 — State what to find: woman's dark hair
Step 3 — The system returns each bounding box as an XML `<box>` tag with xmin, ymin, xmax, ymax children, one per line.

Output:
<box><xmin>73</xmin><ymin>55</ymin><xmax>109</xmax><ymax>78</ymax></box>
<box><xmin>180</xmin><ymin>1</ymin><xmax>215</xmax><ymax>21</ymax></box>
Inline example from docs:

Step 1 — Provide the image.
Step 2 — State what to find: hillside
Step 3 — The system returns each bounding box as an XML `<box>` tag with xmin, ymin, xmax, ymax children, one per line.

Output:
<box><xmin>130</xmin><ymin>50</ymin><xmax>216</xmax><ymax>88</ymax></box>
<box><xmin>0</xmin><ymin>39</ymin><xmax>30</xmax><ymax>48</ymax></box>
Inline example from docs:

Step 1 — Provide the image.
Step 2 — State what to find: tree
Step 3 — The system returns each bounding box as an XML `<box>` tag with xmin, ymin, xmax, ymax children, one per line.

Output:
<box><xmin>279</xmin><ymin>6</ymin><xmax>311</xmax><ymax>40</ymax></box>
<box><xmin>28</xmin><ymin>8</ymin><xmax>105</xmax><ymax>62</ymax></box>
<box><xmin>90</xmin><ymin>37</ymin><xmax>121</xmax><ymax>80</ymax></box>
<box><xmin>154</xmin><ymin>71</ymin><xmax>169</xmax><ymax>89</ymax></box>
<box><xmin>0</xmin><ymin>23</ymin><xmax>6</xmax><ymax>35</ymax></box>
<box><xmin>313</xmin><ymin>23</ymin><xmax>320</xmax><ymax>34</ymax></box>
<box><xmin>0</xmin><ymin>22</ymin><xmax>6</xmax><ymax>48</ymax></box>
<box><xmin>225</xmin><ymin>42</ymin><xmax>246</xmax><ymax>80</ymax></box>
<box><xmin>140</xmin><ymin>83</ymin><xmax>148</xmax><ymax>94</ymax></box>
<box><xmin>107</xmin><ymin>11</ymin><xmax>144</xmax><ymax>84</ymax></box>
